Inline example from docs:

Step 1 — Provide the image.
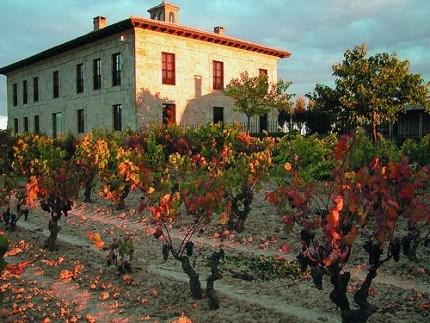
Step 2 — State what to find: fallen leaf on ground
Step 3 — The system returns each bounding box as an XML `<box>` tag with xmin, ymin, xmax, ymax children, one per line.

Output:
<box><xmin>5</xmin><ymin>247</ymin><xmax>23</xmax><ymax>257</ymax></box>
<box><xmin>99</xmin><ymin>291</ymin><xmax>110</xmax><ymax>301</ymax></box>
<box><xmin>171</xmin><ymin>314</ymin><xmax>193</xmax><ymax>323</ymax></box>
<box><xmin>151</xmin><ymin>288</ymin><xmax>158</xmax><ymax>298</ymax></box>
<box><xmin>87</xmin><ymin>232</ymin><xmax>105</xmax><ymax>249</ymax></box>
<box><xmin>59</xmin><ymin>270</ymin><xmax>74</xmax><ymax>282</ymax></box>
<box><xmin>3</xmin><ymin>261</ymin><xmax>32</xmax><ymax>277</ymax></box>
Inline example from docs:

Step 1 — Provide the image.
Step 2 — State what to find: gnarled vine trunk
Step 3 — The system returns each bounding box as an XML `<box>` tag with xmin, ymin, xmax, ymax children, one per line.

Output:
<box><xmin>45</xmin><ymin>213</ymin><xmax>61</xmax><ymax>251</ymax></box>
<box><xmin>179</xmin><ymin>255</ymin><xmax>202</xmax><ymax>299</ymax></box>
<box><xmin>228</xmin><ymin>184</ymin><xmax>253</xmax><ymax>233</ymax></box>
<box><xmin>206</xmin><ymin>249</ymin><xmax>224</xmax><ymax>309</ymax></box>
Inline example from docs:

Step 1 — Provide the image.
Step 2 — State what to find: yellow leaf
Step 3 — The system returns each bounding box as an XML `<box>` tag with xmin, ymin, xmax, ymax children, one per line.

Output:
<box><xmin>219</xmin><ymin>212</ymin><xmax>229</xmax><ymax>225</ymax></box>
<box><xmin>284</xmin><ymin>162</ymin><xmax>292</xmax><ymax>172</ymax></box>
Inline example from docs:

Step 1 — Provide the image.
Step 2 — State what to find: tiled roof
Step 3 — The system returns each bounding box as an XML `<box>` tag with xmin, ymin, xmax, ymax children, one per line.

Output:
<box><xmin>0</xmin><ymin>17</ymin><xmax>290</xmax><ymax>74</ymax></box>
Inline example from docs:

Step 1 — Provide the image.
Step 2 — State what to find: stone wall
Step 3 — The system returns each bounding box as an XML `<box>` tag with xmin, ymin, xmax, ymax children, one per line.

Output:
<box><xmin>6</xmin><ymin>25</ymin><xmax>283</xmax><ymax>136</ymax></box>
<box><xmin>133</xmin><ymin>28</ymin><xmax>280</xmax><ymax>129</ymax></box>
<box><xmin>6</xmin><ymin>30</ymin><xmax>135</xmax><ymax>136</ymax></box>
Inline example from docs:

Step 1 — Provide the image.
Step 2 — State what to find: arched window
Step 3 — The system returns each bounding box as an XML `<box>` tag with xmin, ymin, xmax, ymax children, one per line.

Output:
<box><xmin>169</xmin><ymin>12</ymin><xmax>175</xmax><ymax>23</ymax></box>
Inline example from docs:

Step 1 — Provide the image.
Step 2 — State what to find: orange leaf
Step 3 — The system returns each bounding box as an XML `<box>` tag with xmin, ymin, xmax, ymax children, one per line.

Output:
<box><xmin>73</xmin><ymin>263</ymin><xmax>84</xmax><ymax>274</ymax></box>
<box><xmin>122</xmin><ymin>274</ymin><xmax>133</xmax><ymax>285</ymax></box>
<box><xmin>5</xmin><ymin>247</ymin><xmax>23</xmax><ymax>257</ymax></box>
<box><xmin>4</xmin><ymin>261</ymin><xmax>32</xmax><ymax>276</ymax></box>
<box><xmin>59</xmin><ymin>270</ymin><xmax>74</xmax><ymax>282</ymax></box>
<box><xmin>333</xmin><ymin>195</ymin><xmax>344</xmax><ymax>211</ymax></box>
<box><xmin>87</xmin><ymin>232</ymin><xmax>105</xmax><ymax>250</ymax></box>
<box><xmin>328</xmin><ymin>208</ymin><xmax>340</xmax><ymax>227</ymax></box>
<box><xmin>171</xmin><ymin>314</ymin><xmax>193</xmax><ymax>323</ymax></box>
<box><xmin>99</xmin><ymin>291</ymin><xmax>110</xmax><ymax>301</ymax></box>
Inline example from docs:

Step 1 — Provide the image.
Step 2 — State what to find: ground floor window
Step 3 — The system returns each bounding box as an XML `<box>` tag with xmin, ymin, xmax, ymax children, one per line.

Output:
<box><xmin>162</xmin><ymin>104</ymin><xmax>176</xmax><ymax>125</ymax></box>
<box><xmin>14</xmin><ymin>118</ymin><xmax>19</xmax><ymax>134</ymax></box>
<box><xmin>52</xmin><ymin>112</ymin><xmax>62</xmax><ymax>137</ymax></box>
<box><xmin>34</xmin><ymin>115</ymin><xmax>40</xmax><ymax>134</ymax></box>
<box><xmin>113</xmin><ymin>104</ymin><xmax>122</xmax><ymax>131</ymax></box>
<box><xmin>24</xmin><ymin>117</ymin><xmax>28</xmax><ymax>132</ymax></box>
<box><xmin>77</xmin><ymin>109</ymin><xmax>85</xmax><ymax>133</ymax></box>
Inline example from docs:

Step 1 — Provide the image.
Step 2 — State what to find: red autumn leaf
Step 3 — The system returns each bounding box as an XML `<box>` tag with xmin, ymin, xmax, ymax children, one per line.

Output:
<box><xmin>278</xmin><ymin>243</ymin><xmax>289</xmax><ymax>254</ymax></box>
<box><xmin>265</xmin><ymin>191</ymin><xmax>279</xmax><ymax>205</ymax></box>
<box><xmin>399</xmin><ymin>183</ymin><xmax>416</xmax><ymax>201</ymax></box>
<box><xmin>4</xmin><ymin>261</ymin><xmax>32</xmax><ymax>276</ymax></box>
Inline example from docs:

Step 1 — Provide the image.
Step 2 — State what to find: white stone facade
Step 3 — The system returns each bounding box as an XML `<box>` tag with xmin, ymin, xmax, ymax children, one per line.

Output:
<box><xmin>1</xmin><ymin>4</ymin><xmax>289</xmax><ymax>136</ymax></box>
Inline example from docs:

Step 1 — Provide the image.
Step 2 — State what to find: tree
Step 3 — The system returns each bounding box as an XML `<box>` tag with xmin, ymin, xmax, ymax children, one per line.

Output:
<box><xmin>225</xmin><ymin>71</ymin><xmax>293</xmax><ymax>132</ymax></box>
<box><xmin>306</xmin><ymin>84</ymin><xmax>345</xmax><ymax>135</ymax></box>
<box><xmin>309</xmin><ymin>44</ymin><xmax>430</xmax><ymax>143</ymax></box>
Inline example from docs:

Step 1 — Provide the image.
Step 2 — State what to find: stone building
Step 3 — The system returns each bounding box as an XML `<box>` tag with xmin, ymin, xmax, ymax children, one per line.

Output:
<box><xmin>0</xmin><ymin>1</ymin><xmax>290</xmax><ymax>136</ymax></box>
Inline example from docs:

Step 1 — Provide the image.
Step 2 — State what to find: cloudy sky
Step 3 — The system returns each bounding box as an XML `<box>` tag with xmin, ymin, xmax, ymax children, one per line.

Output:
<box><xmin>0</xmin><ymin>0</ymin><xmax>429</xmax><ymax>121</ymax></box>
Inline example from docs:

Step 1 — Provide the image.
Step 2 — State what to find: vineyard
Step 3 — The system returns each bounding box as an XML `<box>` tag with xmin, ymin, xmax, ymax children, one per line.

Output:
<box><xmin>1</xmin><ymin>125</ymin><xmax>430</xmax><ymax>323</ymax></box>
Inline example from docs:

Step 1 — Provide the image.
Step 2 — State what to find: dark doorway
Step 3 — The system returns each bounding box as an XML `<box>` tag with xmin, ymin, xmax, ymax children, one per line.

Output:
<box><xmin>163</xmin><ymin>104</ymin><xmax>176</xmax><ymax>125</ymax></box>
<box><xmin>260</xmin><ymin>113</ymin><xmax>268</xmax><ymax>133</ymax></box>
<box><xmin>213</xmin><ymin>106</ymin><xmax>224</xmax><ymax>125</ymax></box>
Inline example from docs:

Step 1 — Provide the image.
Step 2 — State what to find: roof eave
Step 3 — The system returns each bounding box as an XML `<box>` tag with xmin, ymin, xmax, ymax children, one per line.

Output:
<box><xmin>0</xmin><ymin>18</ymin><xmax>134</xmax><ymax>75</ymax></box>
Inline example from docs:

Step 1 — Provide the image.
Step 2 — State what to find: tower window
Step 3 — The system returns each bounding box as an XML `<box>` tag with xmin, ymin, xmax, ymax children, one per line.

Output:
<box><xmin>169</xmin><ymin>12</ymin><xmax>175</xmax><ymax>23</ymax></box>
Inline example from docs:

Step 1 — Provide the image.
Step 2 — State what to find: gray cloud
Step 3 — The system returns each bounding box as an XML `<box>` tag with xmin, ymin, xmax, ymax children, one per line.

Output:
<box><xmin>1</xmin><ymin>0</ymin><xmax>429</xmax><ymax>117</ymax></box>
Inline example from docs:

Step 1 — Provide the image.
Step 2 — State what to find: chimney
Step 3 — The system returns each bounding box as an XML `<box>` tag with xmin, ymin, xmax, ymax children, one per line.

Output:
<box><xmin>214</xmin><ymin>26</ymin><xmax>225</xmax><ymax>35</ymax></box>
<box><xmin>93</xmin><ymin>16</ymin><xmax>107</xmax><ymax>31</ymax></box>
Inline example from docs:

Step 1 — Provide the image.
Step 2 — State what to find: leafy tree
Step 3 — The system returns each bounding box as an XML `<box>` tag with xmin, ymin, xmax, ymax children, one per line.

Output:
<box><xmin>225</xmin><ymin>71</ymin><xmax>293</xmax><ymax>132</ymax></box>
<box><xmin>306</xmin><ymin>84</ymin><xmax>345</xmax><ymax>135</ymax></box>
<box><xmin>309</xmin><ymin>44</ymin><xmax>430</xmax><ymax>142</ymax></box>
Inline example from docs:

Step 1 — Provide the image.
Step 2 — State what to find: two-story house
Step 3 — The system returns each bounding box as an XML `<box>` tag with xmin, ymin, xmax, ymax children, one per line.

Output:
<box><xmin>0</xmin><ymin>1</ymin><xmax>290</xmax><ymax>136</ymax></box>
